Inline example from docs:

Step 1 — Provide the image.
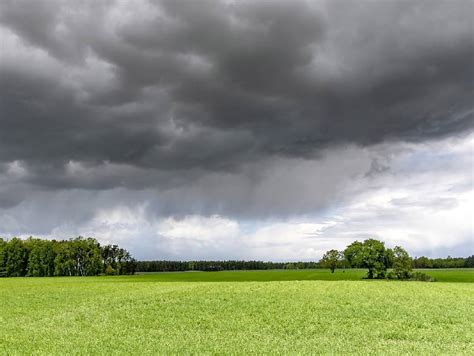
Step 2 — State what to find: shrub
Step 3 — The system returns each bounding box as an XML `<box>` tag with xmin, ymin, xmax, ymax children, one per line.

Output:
<box><xmin>104</xmin><ymin>265</ymin><xmax>116</xmax><ymax>275</ymax></box>
<box><xmin>386</xmin><ymin>271</ymin><xmax>396</xmax><ymax>280</ymax></box>
<box><xmin>410</xmin><ymin>272</ymin><xmax>435</xmax><ymax>282</ymax></box>
<box><xmin>203</xmin><ymin>265</ymin><xmax>223</xmax><ymax>272</ymax></box>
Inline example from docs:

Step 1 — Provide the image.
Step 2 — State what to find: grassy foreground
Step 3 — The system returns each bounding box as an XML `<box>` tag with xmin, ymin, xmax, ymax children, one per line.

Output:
<box><xmin>1</xmin><ymin>270</ymin><xmax>473</xmax><ymax>354</ymax></box>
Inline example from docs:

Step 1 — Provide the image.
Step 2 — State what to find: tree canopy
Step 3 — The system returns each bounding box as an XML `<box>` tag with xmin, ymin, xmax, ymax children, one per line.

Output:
<box><xmin>320</xmin><ymin>249</ymin><xmax>342</xmax><ymax>273</ymax></box>
<box><xmin>0</xmin><ymin>237</ymin><xmax>135</xmax><ymax>277</ymax></box>
<box><xmin>392</xmin><ymin>246</ymin><xmax>413</xmax><ymax>280</ymax></box>
<box><xmin>342</xmin><ymin>239</ymin><xmax>393</xmax><ymax>279</ymax></box>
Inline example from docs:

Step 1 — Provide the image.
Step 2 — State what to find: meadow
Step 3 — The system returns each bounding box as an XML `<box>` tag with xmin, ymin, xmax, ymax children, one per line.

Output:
<box><xmin>134</xmin><ymin>268</ymin><xmax>474</xmax><ymax>283</ymax></box>
<box><xmin>1</xmin><ymin>269</ymin><xmax>472</xmax><ymax>354</ymax></box>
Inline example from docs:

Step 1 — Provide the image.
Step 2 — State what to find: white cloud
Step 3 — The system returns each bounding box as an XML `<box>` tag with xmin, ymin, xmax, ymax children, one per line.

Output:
<box><xmin>6</xmin><ymin>161</ymin><xmax>28</xmax><ymax>179</ymax></box>
<box><xmin>157</xmin><ymin>215</ymin><xmax>239</xmax><ymax>241</ymax></box>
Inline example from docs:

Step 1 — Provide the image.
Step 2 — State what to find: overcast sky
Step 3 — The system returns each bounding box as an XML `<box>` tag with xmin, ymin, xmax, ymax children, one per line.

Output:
<box><xmin>0</xmin><ymin>0</ymin><xmax>472</xmax><ymax>260</ymax></box>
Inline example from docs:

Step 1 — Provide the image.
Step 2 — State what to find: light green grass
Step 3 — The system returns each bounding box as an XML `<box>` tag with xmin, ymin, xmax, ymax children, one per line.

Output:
<box><xmin>1</xmin><ymin>270</ymin><xmax>473</xmax><ymax>354</ymax></box>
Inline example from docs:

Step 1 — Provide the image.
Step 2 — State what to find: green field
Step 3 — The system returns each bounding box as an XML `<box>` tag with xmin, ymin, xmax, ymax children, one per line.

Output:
<box><xmin>133</xmin><ymin>268</ymin><xmax>474</xmax><ymax>283</ymax></box>
<box><xmin>1</xmin><ymin>269</ymin><xmax>473</xmax><ymax>354</ymax></box>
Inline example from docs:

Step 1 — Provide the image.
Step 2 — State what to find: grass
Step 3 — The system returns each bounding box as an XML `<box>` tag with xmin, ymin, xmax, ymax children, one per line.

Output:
<box><xmin>1</xmin><ymin>269</ymin><xmax>473</xmax><ymax>354</ymax></box>
<box><xmin>415</xmin><ymin>268</ymin><xmax>474</xmax><ymax>283</ymax></box>
<box><xmin>133</xmin><ymin>268</ymin><xmax>474</xmax><ymax>283</ymax></box>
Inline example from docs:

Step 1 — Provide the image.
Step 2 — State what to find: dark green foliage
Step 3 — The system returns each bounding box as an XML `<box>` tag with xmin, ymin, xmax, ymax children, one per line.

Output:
<box><xmin>26</xmin><ymin>238</ymin><xmax>56</xmax><ymax>277</ymax></box>
<box><xmin>203</xmin><ymin>265</ymin><xmax>224</xmax><ymax>272</ymax></box>
<box><xmin>343</xmin><ymin>239</ymin><xmax>392</xmax><ymax>279</ymax></box>
<box><xmin>320</xmin><ymin>249</ymin><xmax>342</xmax><ymax>273</ymax></box>
<box><xmin>392</xmin><ymin>246</ymin><xmax>413</xmax><ymax>280</ymax></box>
<box><xmin>135</xmin><ymin>260</ymin><xmax>320</xmax><ymax>272</ymax></box>
<box><xmin>385</xmin><ymin>248</ymin><xmax>394</xmax><ymax>269</ymax></box>
<box><xmin>410</xmin><ymin>272</ymin><xmax>436</xmax><ymax>282</ymax></box>
<box><xmin>5</xmin><ymin>238</ymin><xmax>29</xmax><ymax>277</ymax></box>
<box><xmin>466</xmin><ymin>255</ymin><xmax>474</xmax><ymax>268</ymax></box>
<box><xmin>101</xmin><ymin>244</ymin><xmax>136</xmax><ymax>275</ymax></box>
<box><xmin>343</xmin><ymin>241</ymin><xmax>364</xmax><ymax>268</ymax></box>
<box><xmin>414</xmin><ymin>255</ymin><xmax>471</xmax><ymax>268</ymax></box>
<box><xmin>0</xmin><ymin>238</ymin><xmax>7</xmax><ymax>277</ymax></box>
<box><xmin>54</xmin><ymin>237</ymin><xmax>103</xmax><ymax>276</ymax></box>
<box><xmin>0</xmin><ymin>236</ymin><xmax>134</xmax><ymax>277</ymax></box>
<box><xmin>413</xmin><ymin>256</ymin><xmax>433</xmax><ymax>268</ymax></box>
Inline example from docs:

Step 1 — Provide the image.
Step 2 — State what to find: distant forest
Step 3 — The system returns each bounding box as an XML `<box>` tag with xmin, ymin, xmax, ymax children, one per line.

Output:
<box><xmin>136</xmin><ymin>255</ymin><xmax>474</xmax><ymax>273</ymax></box>
<box><xmin>136</xmin><ymin>260</ymin><xmax>319</xmax><ymax>272</ymax></box>
<box><xmin>1</xmin><ymin>236</ymin><xmax>472</xmax><ymax>277</ymax></box>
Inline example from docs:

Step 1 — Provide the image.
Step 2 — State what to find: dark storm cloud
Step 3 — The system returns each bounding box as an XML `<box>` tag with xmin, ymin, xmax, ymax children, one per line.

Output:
<box><xmin>0</xmin><ymin>0</ymin><xmax>473</xmax><ymax>192</ymax></box>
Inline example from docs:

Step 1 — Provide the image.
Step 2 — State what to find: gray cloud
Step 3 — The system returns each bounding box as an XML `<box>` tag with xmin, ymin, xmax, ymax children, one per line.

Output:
<box><xmin>1</xmin><ymin>1</ymin><xmax>472</xmax><ymax>177</ymax></box>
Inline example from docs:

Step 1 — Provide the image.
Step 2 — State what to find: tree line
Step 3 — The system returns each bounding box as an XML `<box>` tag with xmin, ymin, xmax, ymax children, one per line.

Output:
<box><xmin>136</xmin><ymin>260</ymin><xmax>320</xmax><ymax>272</ymax></box>
<box><xmin>0</xmin><ymin>237</ymin><xmax>136</xmax><ymax>277</ymax></box>
<box><xmin>413</xmin><ymin>255</ymin><xmax>473</xmax><ymax>269</ymax></box>
<box><xmin>136</xmin><ymin>249</ymin><xmax>473</xmax><ymax>273</ymax></box>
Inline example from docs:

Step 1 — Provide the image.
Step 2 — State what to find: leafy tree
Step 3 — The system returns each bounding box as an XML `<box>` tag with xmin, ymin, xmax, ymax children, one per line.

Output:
<box><xmin>54</xmin><ymin>237</ymin><xmax>102</xmax><ymax>276</ymax></box>
<box><xmin>74</xmin><ymin>238</ymin><xmax>102</xmax><ymax>276</ymax></box>
<box><xmin>100</xmin><ymin>244</ymin><xmax>136</xmax><ymax>275</ymax></box>
<box><xmin>392</xmin><ymin>246</ymin><xmax>413</xmax><ymax>280</ymax></box>
<box><xmin>343</xmin><ymin>241</ymin><xmax>364</xmax><ymax>267</ymax></box>
<box><xmin>343</xmin><ymin>239</ymin><xmax>392</xmax><ymax>279</ymax></box>
<box><xmin>27</xmin><ymin>238</ymin><xmax>44</xmax><ymax>277</ymax></box>
<box><xmin>413</xmin><ymin>256</ymin><xmax>433</xmax><ymax>268</ymax></box>
<box><xmin>465</xmin><ymin>255</ymin><xmax>474</xmax><ymax>268</ymax></box>
<box><xmin>320</xmin><ymin>249</ymin><xmax>342</xmax><ymax>273</ymax></box>
<box><xmin>5</xmin><ymin>237</ymin><xmax>29</xmax><ymax>277</ymax></box>
<box><xmin>54</xmin><ymin>241</ymin><xmax>76</xmax><ymax>276</ymax></box>
<box><xmin>26</xmin><ymin>238</ymin><xmax>56</xmax><ymax>277</ymax></box>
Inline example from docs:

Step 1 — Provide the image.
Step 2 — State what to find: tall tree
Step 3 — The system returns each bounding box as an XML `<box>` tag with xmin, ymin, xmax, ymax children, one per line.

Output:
<box><xmin>343</xmin><ymin>241</ymin><xmax>364</xmax><ymax>267</ymax></box>
<box><xmin>27</xmin><ymin>238</ymin><xmax>56</xmax><ymax>277</ymax></box>
<box><xmin>100</xmin><ymin>244</ymin><xmax>136</xmax><ymax>275</ymax></box>
<box><xmin>343</xmin><ymin>239</ymin><xmax>392</xmax><ymax>279</ymax></box>
<box><xmin>54</xmin><ymin>237</ymin><xmax>102</xmax><ymax>276</ymax></box>
<box><xmin>5</xmin><ymin>238</ymin><xmax>29</xmax><ymax>277</ymax></box>
<box><xmin>54</xmin><ymin>241</ymin><xmax>76</xmax><ymax>276</ymax></box>
<box><xmin>392</xmin><ymin>246</ymin><xmax>413</xmax><ymax>280</ymax></box>
<box><xmin>320</xmin><ymin>249</ymin><xmax>342</xmax><ymax>273</ymax></box>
